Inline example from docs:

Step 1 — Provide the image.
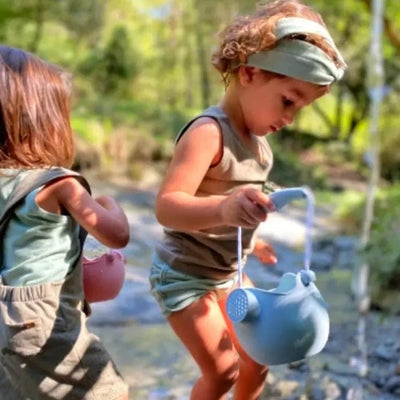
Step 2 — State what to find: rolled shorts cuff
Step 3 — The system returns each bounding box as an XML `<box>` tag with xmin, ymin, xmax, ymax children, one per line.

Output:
<box><xmin>150</xmin><ymin>253</ymin><xmax>237</xmax><ymax>317</ymax></box>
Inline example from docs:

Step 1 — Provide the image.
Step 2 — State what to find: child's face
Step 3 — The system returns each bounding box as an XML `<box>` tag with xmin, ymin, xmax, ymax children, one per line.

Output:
<box><xmin>238</xmin><ymin>68</ymin><xmax>329</xmax><ymax>136</ymax></box>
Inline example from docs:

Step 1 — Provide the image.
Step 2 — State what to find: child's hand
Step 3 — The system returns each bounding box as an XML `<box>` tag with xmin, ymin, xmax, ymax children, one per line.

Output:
<box><xmin>253</xmin><ymin>238</ymin><xmax>277</xmax><ymax>265</ymax></box>
<box><xmin>220</xmin><ymin>186</ymin><xmax>275</xmax><ymax>228</ymax></box>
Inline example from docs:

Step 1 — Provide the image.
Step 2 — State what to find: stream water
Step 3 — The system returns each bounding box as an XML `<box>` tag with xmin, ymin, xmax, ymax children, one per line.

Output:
<box><xmin>85</xmin><ymin>179</ymin><xmax>400</xmax><ymax>400</ymax></box>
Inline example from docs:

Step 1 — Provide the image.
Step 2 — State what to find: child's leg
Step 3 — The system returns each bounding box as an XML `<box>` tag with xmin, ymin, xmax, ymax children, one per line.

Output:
<box><xmin>168</xmin><ymin>291</ymin><xmax>240</xmax><ymax>400</ymax></box>
<box><xmin>218</xmin><ymin>274</ymin><xmax>269</xmax><ymax>400</ymax></box>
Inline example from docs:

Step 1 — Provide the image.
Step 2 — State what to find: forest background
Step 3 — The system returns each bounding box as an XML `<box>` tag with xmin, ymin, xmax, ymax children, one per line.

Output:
<box><xmin>1</xmin><ymin>0</ymin><xmax>399</xmax><ymax>311</ymax></box>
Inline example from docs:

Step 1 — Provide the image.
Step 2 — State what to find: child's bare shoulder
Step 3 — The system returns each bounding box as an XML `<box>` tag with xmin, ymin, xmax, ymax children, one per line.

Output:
<box><xmin>184</xmin><ymin>116</ymin><xmax>221</xmax><ymax>142</ymax></box>
<box><xmin>45</xmin><ymin>175</ymin><xmax>84</xmax><ymax>193</ymax></box>
<box><xmin>38</xmin><ymin>175</ymin><xmax>87</xmax><ymax>204</ymax></box>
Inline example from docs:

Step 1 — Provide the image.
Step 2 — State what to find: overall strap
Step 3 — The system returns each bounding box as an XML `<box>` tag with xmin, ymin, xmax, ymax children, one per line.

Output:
<box><xmin>0</xmin><ymin>167</ymin><xmax>91</xmax><ymax>244</ymax></box>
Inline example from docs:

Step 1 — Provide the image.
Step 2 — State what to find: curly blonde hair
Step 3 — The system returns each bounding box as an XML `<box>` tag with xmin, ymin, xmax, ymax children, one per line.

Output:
<box><xmin>211</xmin><ymin>0</ymin><xmax>344</xmax><ymax>83</ymax></box>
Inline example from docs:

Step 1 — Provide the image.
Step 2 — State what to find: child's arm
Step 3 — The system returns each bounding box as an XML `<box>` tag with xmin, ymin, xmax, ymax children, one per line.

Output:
<box><xmin>156</xmin><ymin>118</ymin><xmax>274</xmax><ymax>231</ymax></box>
<box><xmin>36</xmin><ymin>177</ymin><xmax>129</xmax><ymax>248</ymax></box>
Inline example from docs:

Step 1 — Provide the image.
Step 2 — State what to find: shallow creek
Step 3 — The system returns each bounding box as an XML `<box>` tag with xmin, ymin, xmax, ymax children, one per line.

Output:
<box><xmin>86</xmin><ymin>180</ymin><xmax>400</xmax><ymax>399</ymax></box>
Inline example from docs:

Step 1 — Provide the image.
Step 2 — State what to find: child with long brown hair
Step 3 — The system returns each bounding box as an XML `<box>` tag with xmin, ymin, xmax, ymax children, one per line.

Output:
<box><xmin>0</xmin><ymin>45</ymin><xmax>130</xmax><ymax>400</ymax></box>
<box><xmin>150</xmin><ymin>1</ymin><xmax>346</xmax><ymax>399</ymax></box>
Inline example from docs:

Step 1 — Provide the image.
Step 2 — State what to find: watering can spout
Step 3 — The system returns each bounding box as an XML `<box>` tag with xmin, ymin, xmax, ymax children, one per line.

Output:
<box><xmin>226</xmin><ymin>288</ymin><xmax>260</xmax><ymax>322</ymax></box>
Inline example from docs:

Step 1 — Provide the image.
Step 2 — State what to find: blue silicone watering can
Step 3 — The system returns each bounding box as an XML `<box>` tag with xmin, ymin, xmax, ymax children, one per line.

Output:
<box><xmin>226</xmin><ymin>187</ymin><xmax>329</xmax><ymax>366</ymax></box>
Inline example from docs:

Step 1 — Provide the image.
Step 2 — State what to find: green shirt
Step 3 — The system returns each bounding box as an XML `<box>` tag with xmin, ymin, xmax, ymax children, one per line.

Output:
<box><xmin>0</xmin><ymin>169</ymin><xmax>80</xmax><ymax>286</ymax></box>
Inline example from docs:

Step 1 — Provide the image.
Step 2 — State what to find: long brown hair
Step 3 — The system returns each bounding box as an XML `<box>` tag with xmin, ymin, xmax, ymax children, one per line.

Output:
<box><xmin>0</xmin><ymin>46</ymin><xmax>74</xmax><ymax>168</ymax></box>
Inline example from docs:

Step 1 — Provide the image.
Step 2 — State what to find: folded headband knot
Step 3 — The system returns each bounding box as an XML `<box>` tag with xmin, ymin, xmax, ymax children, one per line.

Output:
<box><xmin>246</xmin><ymin>17</ymin><xmax>346</xmax><ymax>85</ymax></box>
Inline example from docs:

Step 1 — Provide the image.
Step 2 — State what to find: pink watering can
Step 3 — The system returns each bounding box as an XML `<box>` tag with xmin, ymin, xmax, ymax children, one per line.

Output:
<box><xmin>82</xmin><ymin>250</ymin><xmax>126</xmax><ymax>303</ymax></box>
<box><xmin>226</xmin><ymin>187</ymin><xmax>330</xmax><ymax>365</ymax></box>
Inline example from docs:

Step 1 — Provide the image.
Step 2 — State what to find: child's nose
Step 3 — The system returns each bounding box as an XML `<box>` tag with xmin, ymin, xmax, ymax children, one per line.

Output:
<box><xmin>282</xmin><ymin>113</ymin><xmax>294</xmax><ymax>126</ymax></box>
<box><xmin>283</xmin><ymin>108</ymin><xmax>297</xmax><ymax>126</ymax></box>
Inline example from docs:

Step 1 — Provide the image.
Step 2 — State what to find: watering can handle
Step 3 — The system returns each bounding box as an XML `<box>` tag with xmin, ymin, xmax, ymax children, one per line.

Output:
<box><xmin>269</xmin><ymin>188</ymin><xmax>307</xmax><ymax>211</ymax></box>
<box><xmin>237</xmin><ymin>187</ymin><xmax>315</xmax><ymax>288</ymax></box>
<box><xmin>271</xmin><ymin>187</ymin><xmax>315</xmax><ymax>271</ymax></box>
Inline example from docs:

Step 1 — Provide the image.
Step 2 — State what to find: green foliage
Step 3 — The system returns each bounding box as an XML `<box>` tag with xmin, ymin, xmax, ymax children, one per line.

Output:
<box><xmin>0</xmin><ymin>0</ymin><xmax>399</xmax><ymax>181</ymax></box>
<box><xmin>70</xmin><ymin>115</ymin><xmax>108</xmax><ymax>144</ymax></box>
<box><xmin>333</xmin><ymin>190</ymin><xmax>365</xmax><ymax>234</ymax></box>
<box><xmin>379</xmin><ymin>100</ymin><xmax>400</xmax><ymax>181</ymax></box>
<box><xmin>102</xmin><ymin>26</ymin><xmax>138</xmax><ymax>95</ymax></box>
<box><xmin>73</xmin><ymin>95</ymin><xmax>193</xmax><ymax>142</ymax></box>
<box><xmin>365</xmin><ymin>206</ymin><xmax>400</xmax><ymax>303</ymax></box>
<box><xmin>267</xmin><ymin>136</ymin><xmax>328</xmax><ymax>188</ymax></box>
<box><xmin>334</xmin><ymin>185</ymin><xmax>400</xmax><ymax>311</ymax></box>
<box><xmin>79</xmin><ymin>25</ymin><xmax>140</xmax><ymax>97</ymax></box>
<box><xmin>335</xmin><ymin>185</ymin><xmax>400</xmax><ymax>233</ymax></box>
<box><xmin>364</xmin><ymin>187</ymin><xmax>400</xmax><ymax>312</ymax></box>
<box><xmin>54</xmin><ymin>0</ymin><xmax>105</xmax><ymax>43</ymax></box>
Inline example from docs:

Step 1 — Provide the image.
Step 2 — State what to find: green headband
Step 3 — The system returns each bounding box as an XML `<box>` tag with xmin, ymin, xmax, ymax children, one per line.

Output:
<box><xmin>245</xmin><ymin>17</ymin><xmax>346</xmax><ymax>85</ymax></box>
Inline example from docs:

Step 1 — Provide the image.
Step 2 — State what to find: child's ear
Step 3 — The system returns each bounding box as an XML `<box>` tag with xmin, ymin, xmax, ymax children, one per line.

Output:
<box><xmin>238</xmin><ymin>66</ymin><xmax>258</xmax><ymax>86</ymax></box>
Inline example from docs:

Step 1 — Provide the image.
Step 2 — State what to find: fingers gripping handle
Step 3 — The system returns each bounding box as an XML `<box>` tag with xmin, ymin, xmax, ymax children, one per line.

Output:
<box><xmin>269</xmin><ymin>188</ymin><xmax>307</xmax><ymax>211</ymax></box>
<box><xmin>237</xmin><ymin>187</ymin><xmax>315</xmax><ymax>289</ymax></box>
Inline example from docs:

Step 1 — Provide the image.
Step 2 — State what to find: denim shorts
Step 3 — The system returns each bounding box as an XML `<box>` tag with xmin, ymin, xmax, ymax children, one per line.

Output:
<box><xmin>150</xmin><ymin>254</ymin><xmax>237</xmax><ymax>317</ymax></box>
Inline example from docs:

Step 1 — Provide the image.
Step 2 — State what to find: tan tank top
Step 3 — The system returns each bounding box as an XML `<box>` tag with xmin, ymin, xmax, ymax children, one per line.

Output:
<box><xmin>155</xmin><ymin>106</ymin><xmax>273</xmax><ymax>279</ymax></box>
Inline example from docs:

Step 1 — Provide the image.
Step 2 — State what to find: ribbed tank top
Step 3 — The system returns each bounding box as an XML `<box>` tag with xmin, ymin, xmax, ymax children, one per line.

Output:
<box><xmin>155</xmin><ymin>106</ymin><xmax>273</xmax><ymax>279</ymax></box>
